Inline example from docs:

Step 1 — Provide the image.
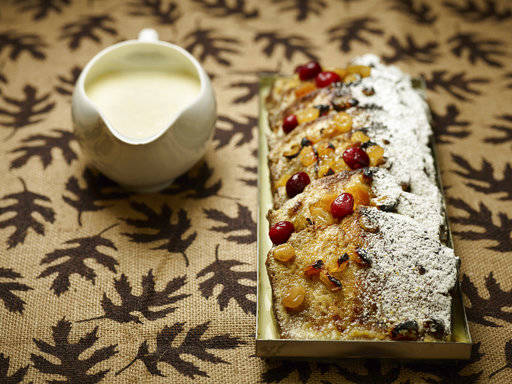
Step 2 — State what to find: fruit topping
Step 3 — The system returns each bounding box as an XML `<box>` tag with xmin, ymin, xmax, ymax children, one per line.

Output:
<box><xmin>330</xmin><ymin>193</ymin><xmax>354</xmax><ymax>219</ymax></box>
<box><xmin>269</xmin><ymin>221</ymin><xmax>294</xmax><ymax>245</ymax></box>
<box><xmin>347</xmin><ymin>65</ymin><xmax>371</xmax><ymax>78</ymax></box>
<box><xmin>300</xmin><ymin>137</ymin><xmax>312</xmax><ymax>147</ymax></box>
<box><xmin>283</xmin><ymin>114</ymin><xmax>298</xmax><ymax>134</ymax></box>
<box><xmin>286</xmin><ymin>172</ymin><xmax>311</xmax><ymax>198</ymax></box>
<box><xmin>283</xmin><ymin>144</ymin><xmax>301</xmax><ymax>159</ymax></box>
<box><xmin>328</xmin><ymin>112</ymin><xmax>353</xmax><ymax>134</ymax></box>
<box><xmin>282</xmin><ymin>285</ymin><xmax>306</xmax><ymax>310</ymax></box>
<box><xmin>362</xmin><ymin>87</ymin><xmax>375</xmax><ymax>96</ymax></box>
<box><xmin>296</xmin><ymin>61</ymin><xmax>322</xmax><ymax>81</ymax></box>
<box><xmin>342</xmin><ymin>147</ymin><xmax>370</xmax><ymax>169</ymax></box>
<box><xmin>315</xmin><ymin>71</ymin><xmax>341</xmax><ymax>88</ymax></box>
<box><xmin>354</xmin><ymin>248</ymin><xmax>371</xmax><ymax>267</ymax></box>
<box><xmin>319</xmin><ymin>271</ymin><xmax>343</xmax><ymax>291</ymax></box>
<box><xmin>299</xmin><ymin>146</ymin><xmax>317</xmax><ymax>166</ymax></box>
<box><xmin>314</xmin><ymin>104</ymin><xmax>330</xmax><ymax>116</ymax></box>
<box><xmin>391</xmin><ymin>320</ymin><xmax>419</xmax><ymax>341</ymax></box>
<box><xmin>273</xmin><ymin>243</ymin><xmax>296</xmax><ymax>263</ymax></box>
<box><xmin>295</xmin><ymin>82</ymin><xmax>316</xmax><ymax>98</ymax></box>
<box><xmin>304</xmin><ymin>259</ymin><xmax>324</xmax><ymax>277</ymax></box>
<box><xmin>296</xmin><ymin>107</ymin><xmax>320</xmax><ymax>124</ymax></box>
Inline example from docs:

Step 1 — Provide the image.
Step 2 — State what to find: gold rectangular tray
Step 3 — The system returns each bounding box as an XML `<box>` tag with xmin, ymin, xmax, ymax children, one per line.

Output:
<box><xmin>255</xmin><ymin>75</ymin><xmax>473</xmax><ymax>360</ymax></box>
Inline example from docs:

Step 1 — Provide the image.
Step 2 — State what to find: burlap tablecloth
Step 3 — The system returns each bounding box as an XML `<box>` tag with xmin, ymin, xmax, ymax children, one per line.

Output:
<box><xmin>0</xmin><ymin>0</ymin><xmax>511</xmax><ymax>382</ymax></box>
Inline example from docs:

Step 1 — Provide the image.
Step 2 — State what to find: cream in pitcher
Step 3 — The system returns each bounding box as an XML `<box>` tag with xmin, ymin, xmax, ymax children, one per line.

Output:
<box><xmin>85</xmin><ymin>69</ymin><xmax>201</xmax><ymax>140</ymax></box>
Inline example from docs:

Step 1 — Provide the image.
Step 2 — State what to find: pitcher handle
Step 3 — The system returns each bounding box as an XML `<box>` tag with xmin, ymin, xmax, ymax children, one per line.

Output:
<box><xmin>138</xmin><ymin>28</ymin><xmax>159</xmax><ymax>42</ymax></box>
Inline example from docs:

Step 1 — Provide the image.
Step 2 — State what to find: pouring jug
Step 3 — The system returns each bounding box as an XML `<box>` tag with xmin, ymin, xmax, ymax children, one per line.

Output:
<box><xmin>72</xmin><ymin>29</ymin><xmax>216</xmax><ymax>192</ymax></box>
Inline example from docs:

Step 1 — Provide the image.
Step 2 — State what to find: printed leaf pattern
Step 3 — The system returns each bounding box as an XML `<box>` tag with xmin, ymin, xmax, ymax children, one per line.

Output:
<box><xmin>80</xmin><ymin>270</ymin><xmax>190</xmax><ymax>324</ymax></box>
<box><xmin>129</xmin><ymin>0</ymin><xmax>180</xmax><ymax>24</ymax></box>
<box><xmin>0</xmin><ymin>353</ymin><xmax>29</xmax><ymax>384</ymax></box>
<box><xmin>60</xmin><ymin>14</ymin><xmax>117</xmax><ymax>50</ymax></box>
<box><xmin>490</xmin><ymin>339</ymin><xmax>512</xmax><ymax>378</ymax></box>
<box><xmin>328</xmin><ymin>17</ymin><xmax>383</xmax><ymax>53</ymax></box>
<box><xmin>121</xmin><ymin>202</ymin><xmax>197</xmax><ymax>266</ymax></box>
<box><xmin>444</xmin><ymin>0</ymin><xmax>511</xmax><ymax>22</ymax></box>
<box><xmin>383</xmin><ymin>34</ymin><xmax>439</xmax><ymax>63</ymax></box>
<box><xmin>423</xmin><ymin>70</ymin><xmax>489</xmax><ymax>101</ymax></box>
<box><xmin>63</xmin><ymin>168</ymin><xmax>128</xmax><ymax>225</ymax></box>
<box><xmin>10</xmin><ymin>128</ymin><xmax>77</xmax><ymax>169</ymax></box>
<box><xmin>214</xmin><ymin>114</ymin><xmax>256</xmax><ymax>149</ymax></box>
<box><xmin>431</xmin><ymin>104</ymin><xmax>470</xmax><ymax>144</ymax></box>
<box><xmin>162</xmin><ymin>161</ymin><xmax>222</xmax><ymax>199</ymax></box>
<box><xmin>462</xmin><ymin>273</ymin><xmax>512</xmax><ymax>327</ymax></box>
<box><xmin>255</xmin><ymin>31</ymin><xmax>317</xmax><ymax>61</ymax></box>
<box><xmin>0</xmin><ymin>31</ymin><xmax>47</xmax><ymax>61</ymax></box>
<box><xmin>116</xmin><ymin>322</ymin><xmax>245</xmax><ymax>378</ymax></box>
<box><xmin>334</xmin><ymin>360</ymin><xmax>401</xmax><ymax>384</ymax></box>
<box><xmin>184</xmin><ymin>28</ymin><xmax>239</xmax><ymax>66</ymax></box>
<box><xmin>230</xmin><ymin>79</ymin><xmax>259</xmax><ymax>104</ymax></box>
<box><xmin>0</xmin><ymin>84</ymin><xmax>55</xmax><ymax>136</ymax></box>
<box><xmin>31</xmin><ymin>318</ymin><xmax>118</xmax><ymax>383</ymax></box>
<box><xmin>0</xmin><ymin>268</ymin><xmax>32</xmax><ymax>314</ymax></box>
<box><xmin>204</xmin><ymin>203</ymin><xmax>256</xmax><ymax>244</ymax></box>
<box><xmin>192</xmin><ymin>0</ymin><xmax>258</xmax><ymax>18</ymax></box>
<box><xmin>38</xmin><ymin>224</ymin><xmax>119</xmax><ymax>296</ymax></box>
<box><xmin>452</xmin><ymin>154</ymin><xmax>512</xmax><ymax>200</ymax></box>
<box><xmin>390</xmin><ymin>0</ymin><xmax>437</xmax><ymax>24</ymax></box>
<box><xmin>448</xmin><ymin>32</ymin><xmax>505</xmax><ymax>67</ymax></box>
<box><xmin>262</xmin><ymin>360</ymin><xmax>313</xmax><ymax>383</ymax></box>
<box><xmin>0</xmin><ymin>178</ymin><xmax>55</xmax><ymax>249</ymax></box>
<box><xmin>16</xmin><ymin>0</ymin><xmax>71</xmax><ymax>20</ymax></box>
<box><xmin>485</xmin><ymin>114</ymin><xmax>512</xmax><ymax>144</ymax></box>
<box><xmin>197</xmin><ymin>244</ymin><xmax>256</xmax><ymax>314</ymax></box>
<box><xmin>448</xmin><ymin>198</ymin><xmax>512</xmax><ymax>252</ymax></box>
<box><xmin>274</xmin><ymin>0</ymin><xmax>326</xmax><ymax>21</ymax></box>
<box><xmin>55</xmin><ymin>65</ymin><xmax>82</xmax><ymax>96</ymax></box>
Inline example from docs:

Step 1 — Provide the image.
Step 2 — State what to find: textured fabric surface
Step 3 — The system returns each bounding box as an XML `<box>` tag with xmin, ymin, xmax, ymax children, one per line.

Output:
<box><xmin>0</xmin><ymin>0</ymin><xmax>511</xmax><ymax>383</ymax></box>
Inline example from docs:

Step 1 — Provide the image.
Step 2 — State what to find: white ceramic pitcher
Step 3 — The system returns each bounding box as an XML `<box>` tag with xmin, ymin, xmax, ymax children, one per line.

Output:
<box><xmin>72</xmin><ymin>29</ymin><xmax>216</xmax><ymax>192</ymax></box>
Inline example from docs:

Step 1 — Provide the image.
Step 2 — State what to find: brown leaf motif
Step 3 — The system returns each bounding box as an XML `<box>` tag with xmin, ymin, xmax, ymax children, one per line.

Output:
<box><xmin>38</xmin><ymin>224</ymin><xmax>119</xmax><ymax>296</ymax></box>
<box><xmin>55</xmin><ymin>65</ymin><xmax>82</xmax><ymax>96</ymax></box>
<box><xmin>0</xmin><ymin>84</ymin><xmax>55</xmax><ymax>138</ymax></box>
<box><xmin>161</xmin><ymin>161</ymin><xmax>222</xmax><ymax>199</ymax></box>
<box><xmin>431</xmin><ymin>104</ymin><xmax>470</xmax><ymax>144</ymax></box>
<box><xmin>490</xmin><ymin>339</ymin><xmax>512</xmax><ymax>379</ymax></box>
<box><xmin>79</xmin><ymin>270</ymin><xmax>190</xmax><ymax>324</ymax></box>
<box><xmin>60</xmin><ymin>14</ymin><xmax>117</xmax><ymax>50</ymax></box>
<box><xmin>31</xmin><ymin>318</ymin><xmax>118</xmax><ymax>383</ymax></box>
<box><xmin>0</xmin><ymin>30</ymin><xmax>47</xmax><ymax>61</ymax></box>
<box><xmin>423</xmin><ymin>70</ymin><xmax>489</xmax><ymax>101</ymax></box>
<box><xmin>0</xmin><ymin>178</ymin><xmax>55</xmax><ymax>249</ymax></box>
<box><xmin>383</xmin><ymin>34</ymin><xmax>439</xmax><ymax>64</ymax></box>
<box><xmin>214</xmin><ymin>114</ymin><xmax>257</xmax><ymax>149</ymax></box>
<box><xmin>274</xmin><ymin>0</ymin><xmax>326</xmax><ymax>21</ymax></box>
<box><xmin>328</xmin><ymin>17</ymin><xmax>383</xmax><ymax>53</ymax></box>
<box><xmin>128</xmin><ymin>0</ymin><xmax>180</xmax><ymax>24</ymax></box>
<box><xmin>254</xmin><ymin>31</ymin><xmax>317</xmax><ymax>61</ymax></box>
<box><xmin>116</xmin><ymin>321</ymin><xmax>245</xmax><ymax>378</ymax></box>
<box><xmin>0</xmin><ymin>268</ymin><xmax>32</xmax><ymax>314</ymax></box>
<box><xmin>10</xmin><ymin>128</ymin><xmax>77</xmax><ymax>169</ymax></box>
<box><xmin>485</xmin><ymin>114</ymin><xmax>512</xmax><ymax>144</ymax></box>
<box><xmin>121</xmin><ymin>202</ymin><xmax>197</xmax><ymax>266</ymax></box>
<box><xmin>229</xmin><ymin>79</ymin><xmax>259</xmax><ymax>104</ymax></box>
<box><xmin>444</xmin><ymin>0</ymin><xmax>511</xmax><ymax>22</ymax></box>
<box><xmin>197</xmin><ymin>244</ymin><xmax>256</xmax><ymax>315</ymax></box>
<box><xmin>204</xmin><ymin>203</ymin><xmax>256</xmax><ymax>244</ymax></box>
<box><xmin>192</xmin><ymin>0</ymin><xmax>258</xmax><ymax>18</ymax></box>
<box><xmin>15</xmin><ymin>0</ymin><xmax>71</xmax><ymax>21</ymax></box>
<box><xmin>448</xmin><ymin>32</ymin><xmax>505</xmax><ymax>67</ymax></box>
<box><xmin>448</xmin><ymin>198</ymin><xmax>512</xmax><ymax>252</ymax></box>
<box><xmin>0</xmin><ymin>353</ymin><xmax>29</xmax><ymax>384</ymax></box>
<box><xmin>63</xmin><ymin>168</ymin><xmax>129</xmax><ymax>226</ymax></box>
<box><xmin>389</xmin><ymin>0</ymin><xmax>437</xmax><ymax>24</ymax></box>
<box><xmin>329</xmin><ymin>360</ymin><xmax>401</xmax><ymax>384</ymax></box>
<box><xmin>452</xmin><ymin>154</ymin><xmax>512</xmax><ymax>201</ymax></box>
<box><xmin>184</xmin><ymin>28</ymin><xmax>239</xmax><ymax>67</ymax></box>
<box><xmin>461</xmin><ymin>273</ymin><xmax>512</xmax><ymax>327</ymax></box>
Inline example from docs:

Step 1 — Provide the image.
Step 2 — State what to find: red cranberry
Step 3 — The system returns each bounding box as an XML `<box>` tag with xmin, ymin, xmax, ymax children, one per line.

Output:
<box><xmin>330</xmin><ymin>193</ymin><xmax>354</xmax><ymax>219</ymax></box>
<box><xmin>315</xmin><ymin>71</ymin><xmax>341</xmax><ymax>88</ymax></box>
<box><xmin>269</xmin><ymin>221</ymin><xmax>295</xmax><ymax>245</ymax></box>
<box><xmin>342</xmin><ymin>147</ymin><xmax>370</xmax><ymax>169</ymax></box>
<box><xmin>283</xmin><ymin>114</ymin><xmax>298</xmax><ymax>134</ymax></box>
<box><xmin>295</xmin><ymin>61</ymin><xmax>322</xmax><ymax>81</ymax></box>
<box><xmin>286</xmin><ymin>172</ymin><xmax>310</xmax><ymax>198</ymax></box>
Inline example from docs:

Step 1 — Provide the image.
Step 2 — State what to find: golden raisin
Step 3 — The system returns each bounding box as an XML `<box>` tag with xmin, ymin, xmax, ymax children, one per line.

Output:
<box><xmin>345</xmin><ymin>183</ymin><xmax>370</xmax><ymax>206</ymax></box>
<box><xmin>347</xmin><ymin>65</ymin><xmax>371</xmax><ymax>78</ymax></box>
<box><xmin>330</xmin><ymin>159</ymin><xmax>350</xmax><ymax>172</ymax></box>
<box><xmin>329</xmin><ymin>112</ymin><xmax>353</xmax><ymax>134</ymax></box>
<box><xmin>333</xmin><ymin>68</ymin><xmax>348</xmax><ymax>79</ymax></box>
<box><xmin>343</xmin><ymin>73</ymin><xmax>360</xmax><ymax>84</ymax></box>
<box><xmin>316</xmin><ymin>142</ymin><xmax>335</xmax><ymax>158</ymax></box>
<box><xmin>295</xmin><ymin>82</ymin><xmax>316</xmax><ymax>98</ymax></box>
<box><xmin>366</xmin><ymin>145</ymin><xmax>385</xmax><ymax>166</ymax></box>
<box><xmin>319</xmin><ymin>271</ymin><xmax>343</xmax><ymax>291</ymax></box>
<box><xmin>296</xmin><ymin>107</ymin><xmax>320</xmax><ymax>124</ymax></box>
<box><xmin>351</xmin><ymin>131</ymin><xmax>370</xmax><ymax>144</ymax></box>
<box><xmin>317</xmin><ymin>164</ymin><xmax>334</xmax><ymax>177</ymax></box>
<box><xmin>276</xmin><ymin>174</ymin><xmax>291</xmax><ymax>188</ymax></box>
<box><xmin>299</xmin><ymin>146</ymin><xmax>317</xmax><ymax>166</ymax></box>
<box><xmin>273</xmin><ymin>243</ymin><xmax>296</xmax><ymax>262</ymax></box>
<box><xmin>312</xmin><ymin>193</ymin><xmax>338</xmax><ymax>211</ymax></box>
<box><xmin>309</xmin><ymin>206</ymin><xmax>333</xmax><ymax>226</ymax></box>
<box><xmin>282</xmin><ymin>285</ymin><xmax>306</xmax><ymax>309</ymax></box>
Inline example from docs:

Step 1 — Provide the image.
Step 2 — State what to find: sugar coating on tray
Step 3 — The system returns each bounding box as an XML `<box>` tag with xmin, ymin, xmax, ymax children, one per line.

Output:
<box><xmin>265</xmin><ymin>56</ymin><xmax>459</xmax><ymax>341</ymax></box>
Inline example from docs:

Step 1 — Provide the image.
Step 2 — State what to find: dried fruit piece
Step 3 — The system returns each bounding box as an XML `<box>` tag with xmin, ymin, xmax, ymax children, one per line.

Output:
<box><xmin>299</xmin><ymin>146</ymin><xmax>317</xmax><ymax>166</ymax></box>
<box><xmin>347</xmin><ymin>65</ymin><xmax>371</xmax><ymax>78</ymax></box>
<box><xmin>300</xmin><ymin>137</ymin><xmax>312</xmax><ymax>147</ymax></box>
<box><xmin>328</xmin><ymin>112</ymin><xmax>353</xmax><ymax>134</ymax></box>
<box><xmin>354</xmin><ymin>248</ymin><xmax>371</xmax><ymax>267</ymax></box>
<box><xmin>351</xmin><ymin>131</ymin><xmax>370</xmax><ymax>144</ymax></box>
<box><xmin>309</xmin><ymin>206</ymin><xmax>333</xmax><ymax>226</ymax></box>
<box><xmin>424</xmin><ymin>318</ymin><xmax>445</xmax><ymax>339</ymax></box>
<box><xmin>275</xmin><ymin>173</ymin><xmax>291</xmax><ymax>188</ymax></box>
<box><xmin>331</xmin><ymin>193</ymin><xmax>354</xmax><ymax>219</ymax></box>
<box><xmin>343</xmin><ymin>73</ymin><xmax>360</xmax><ymax>84</ymax></box>
<box><xmin>366</xmin><ymin>144</ymin><xmax>385</xmax><ymax>166</ymax></box>
<box><xmin>319</xmin><ymin>271</ymin><xmax>343</xmax><ymax>291</ymax></box>
<box><xmin>296</xmin><ymin>107</ymin><xmax>320</xmax><ymax>124</ymax></box>
<box><xmin>315</xmin><ymin>71</ymin><xmax>341</xmax><ymax>88</ymax></box>
<box><xmin>333</xmin><ymin>68</ymin><xmax>348</xmax><ymax>79</ymax></box>
<box><xmin>316</xmin><ymin>142</ymin><xmax>335</xmax><ymax>158</ymax></box>
<box><xmin>345</xmin><ymin>182</ymin><xmax>370</xmax><ymax>206</ymax></box>
<box><xmin>283</xmin><ymin>144</ymin><xmax>301</xmax><ymax>159</ymax></box>
<box><xmin>343</xmin><ymin>147</ymin><xmax>370</xmax><ymax>169</ymax></box>
<box><xmin>286</xmin><ymin>172</ymin><xmax>311</xmax><ymax>198</ymax></box>
<box><xmin>317</xmin><ymin>164</ymin><xmax>335</xmax><ymax>177</ymax></box>
<box><xmin>273</xmin><ymin>243</ymin><xmax>296</xmax><ymax>263</ymax></box>
<box><xmin>332</xmin><ymin>98</ymin><xmax>358</xmax><ymax>111</ymax></box>
<box><xmin>314</xmin><ymin>104</ymin><xmax>330</xmax><ymax>116</ymax></box>
<box><xmin>295</xmin><ymin>82</ymin><xmax>316</xmax><ymax>98</ymax></box>
<box><xmin>304</xmin><ymin>259</ymin><xmax>324</xmax><ymax>277</ymax></box>
<box><xmin>282</xmin><ymin>285</ymin><xmax>306</xmax><ymax>310</ymax></box>
<box><xmin>296</xmin><ymin>61</ymin><xmax>322</xmax><ymax>81</ymax></box>
<box><xmin>269</xmin><ymin>221</ymin><xmax>294</xmax><ymax>245</ymax></box>
<box><xmin>391</xmin><ymin>320</ymin><xmax>419</xmax><ymax>341</ymax></box>
<box><xmin>336</xmin><ymin>253</ymin><xmax>350</xmax><ymax>272</ymax></box>
<box><xmin>283</xmin><ymin>114</ymin><xmax>298</xmax><ymax>134</ymax></box>
<box><xmin>362</xmin><ymin>87</ymin><xmax>375</xmax><ymax>96</ymax></box>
